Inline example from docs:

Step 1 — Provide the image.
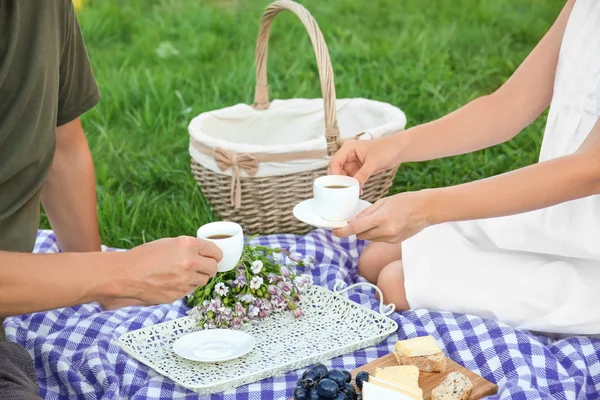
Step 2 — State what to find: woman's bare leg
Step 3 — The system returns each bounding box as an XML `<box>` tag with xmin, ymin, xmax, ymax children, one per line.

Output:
<box><xmin>377</xmin><ymin>260</ymin><xmax>409</xmax><ymax>311</ymax></box>
<box><xmin>358</xmin><ymin>242</ymin><xmax>402</xmax><ymax>283</ymax></box>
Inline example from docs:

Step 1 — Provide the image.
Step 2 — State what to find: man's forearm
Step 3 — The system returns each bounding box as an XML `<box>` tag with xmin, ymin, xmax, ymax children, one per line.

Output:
<box><xmin>41</xmin><ymin>118</ymin><xmax>101</xmax><ymax>252</ymax></box>
<box><xmin>0</xmin><ymin>251</ymin><xmax>128</xmax><ymax>317</ymax></box>
<box><xmin>425</xmin><ymin>152</ymin><xmax>600</xmax><ymax>225</ymax></box>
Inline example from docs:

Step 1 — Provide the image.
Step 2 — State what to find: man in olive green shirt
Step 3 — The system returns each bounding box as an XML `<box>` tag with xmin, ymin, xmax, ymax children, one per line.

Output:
<box><xmin>0</xmin><ymin>2</ymin><xmax>221</xmax><ymax>398</ymax></box>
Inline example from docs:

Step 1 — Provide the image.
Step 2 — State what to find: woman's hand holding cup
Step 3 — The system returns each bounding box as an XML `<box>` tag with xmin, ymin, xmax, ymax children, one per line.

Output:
<box><xmin>329</xmin><ymin>135</ymin><xmax>403</xmax><ymax>188</ymax></box>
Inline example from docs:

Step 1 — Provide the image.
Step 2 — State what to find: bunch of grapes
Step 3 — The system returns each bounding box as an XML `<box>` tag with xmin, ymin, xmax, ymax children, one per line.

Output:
<box><xmin>293</xmin><ymin>363</ymin><xmax>370</xmax><ymax>400</ymax></box>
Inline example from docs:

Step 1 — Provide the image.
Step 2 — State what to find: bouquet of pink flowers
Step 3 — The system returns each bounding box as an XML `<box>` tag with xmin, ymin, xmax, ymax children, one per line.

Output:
<box><xmin>186</xmin><ymin>240</ymin><xmax>314</xmax><ymax>329</ymax></box>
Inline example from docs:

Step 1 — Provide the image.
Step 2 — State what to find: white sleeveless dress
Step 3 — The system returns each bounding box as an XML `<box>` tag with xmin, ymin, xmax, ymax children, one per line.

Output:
<box><xmin>402</xmin><ymin>0</ymin><xmax>600</xmax><ymax>335</ymax></box>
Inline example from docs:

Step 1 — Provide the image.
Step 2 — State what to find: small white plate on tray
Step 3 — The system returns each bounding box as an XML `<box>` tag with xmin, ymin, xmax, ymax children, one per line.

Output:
<box><xmin>293</xmin><ymin>199</ymin><xmax>372</xmax><ymax>229</ymax></box>
<box><xmin>173</xmin><ymin>329</ymin><xmax>255</xmax><ymax>362</ymax></box>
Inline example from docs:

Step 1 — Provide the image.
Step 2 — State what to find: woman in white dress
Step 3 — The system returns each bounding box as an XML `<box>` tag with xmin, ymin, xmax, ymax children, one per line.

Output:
<box><xmin>331</xmin><ymin>0</ymin><xmax>600</xmax><ymax>335</ymax></box>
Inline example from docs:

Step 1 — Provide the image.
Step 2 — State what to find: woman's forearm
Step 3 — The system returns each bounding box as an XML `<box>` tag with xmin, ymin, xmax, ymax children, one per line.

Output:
<box><xmin>396</xmin><ymin>94</ymin><xmax>530</xmax><ymax>163</ymax></box>
<box><xmin>0</xmin><ymin>251</ymin><xmax>126</xmax><ymax>317</ymax></box>
<box><xmin>392</xmin><ymin>1</ymin><xmax>571</xmax><ymax>165</ymax></box>
<box><xmin>41</xmin><ymin>118</ymin><xmax>101</xmax><ymax>252</ymax></box>
<box><xmin>425</xmin><ymin>152</ymin><xmax>600</xmax><ymax>225</ymax></box>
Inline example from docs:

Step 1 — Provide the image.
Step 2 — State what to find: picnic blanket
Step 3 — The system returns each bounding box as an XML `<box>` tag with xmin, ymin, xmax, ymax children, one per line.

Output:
<box><xmin>4</xmin><ymin>230</ymin><xmax>600</xmax><ymax>400</ymax></box>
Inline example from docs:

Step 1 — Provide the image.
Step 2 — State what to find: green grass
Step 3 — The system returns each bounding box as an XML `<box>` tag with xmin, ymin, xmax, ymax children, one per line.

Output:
<box><xmin>45</xmin><ymin>0</ymin><xmax>564</xmax><ymax>248</ymax></box>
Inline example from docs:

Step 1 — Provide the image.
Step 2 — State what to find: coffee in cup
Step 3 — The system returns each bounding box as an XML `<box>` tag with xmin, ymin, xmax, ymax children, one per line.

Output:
<box><xmin>196</xmin><ymin>221</ymin><xmax>244</xmax><ymax>272</ymax></box>
<box><xmin>206</xmin><ymin>234</ymin><xmax>233</xmax><ymax>240</ymax></box>
<box><xmin>313</xmin><ymin>175</ymin><xmax>360</xmax><ymax>222</ymax></box>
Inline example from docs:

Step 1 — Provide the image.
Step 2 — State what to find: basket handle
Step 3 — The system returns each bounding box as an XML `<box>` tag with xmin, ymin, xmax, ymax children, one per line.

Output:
<box><xmin>253</xmin><ymin>0</ymin><xmax>341</xmax><ymax>155</ymax></box>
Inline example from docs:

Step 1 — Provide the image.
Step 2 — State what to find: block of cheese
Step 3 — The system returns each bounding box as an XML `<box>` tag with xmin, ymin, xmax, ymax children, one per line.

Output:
<box><xmin>374</xmin><ymin>365</ymin><xmax>420</xmax><ymax>388</ymax></box>
<box><xmin>395</xmin><ymin>336</ymin><xmax>441</xmax><ymax>357</ymax></box>
<box><xmin>369</xmin><ymin>376</ymin><xmax>423</xmax><ymax>400</ymax></box>
<box><xmin>362</xmin><ymin>380</ymin><xmax>415</xmax><ymax>400</ymax></box>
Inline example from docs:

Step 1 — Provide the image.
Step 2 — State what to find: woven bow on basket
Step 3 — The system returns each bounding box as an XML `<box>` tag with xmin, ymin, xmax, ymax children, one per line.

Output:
<box><xmin>214</xmin><ymin>148</ymin><xmax>259</xmax><ymax>208</ymax></box>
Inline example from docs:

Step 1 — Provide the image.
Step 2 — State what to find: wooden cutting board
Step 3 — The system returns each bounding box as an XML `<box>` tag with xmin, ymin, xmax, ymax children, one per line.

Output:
<box><xmin>351</xmin><ymin>353</ymin><xmax>497</xmax><ymax>399</ymax></box>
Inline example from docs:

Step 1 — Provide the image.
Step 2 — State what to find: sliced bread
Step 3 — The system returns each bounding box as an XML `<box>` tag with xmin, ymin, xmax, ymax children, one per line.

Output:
<box><xmin>393</xmin><ymin>336</ymin><xmax>447</xmax><ymax>373</ymax></box>
<box><xmin>394</xmin><ymin>351</ymin><xmax>447</xmax><ymax>373</ymax></box>
<box><xmin>431</xmin><ymin>372</ymin><xmax>473</xmax><ymax>400</ymax></box>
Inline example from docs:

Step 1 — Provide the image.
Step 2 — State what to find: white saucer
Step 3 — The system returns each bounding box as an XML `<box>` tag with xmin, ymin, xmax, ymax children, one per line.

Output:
<box><xmin>172</xmin><ymin>329</ymin><xmax>255</xmax><ymax>363</ymax></box>
<box><xmin>293</xmin><ymin>199</ymin><xmax>372</xmax><ymax>229</ymax></box>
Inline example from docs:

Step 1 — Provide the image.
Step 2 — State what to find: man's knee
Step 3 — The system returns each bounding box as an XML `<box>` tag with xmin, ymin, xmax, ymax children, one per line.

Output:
<box><xmin>0</xmin><ymin>342</ymin><xmax>42</xmax><ymax>400</ymax></box>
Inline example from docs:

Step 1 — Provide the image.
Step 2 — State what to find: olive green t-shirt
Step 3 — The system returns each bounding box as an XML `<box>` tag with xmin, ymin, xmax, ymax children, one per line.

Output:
<box><xmin>0</xmin><ymin>1</ymin><xmax>100</xmax><ymax>339</ymax></box>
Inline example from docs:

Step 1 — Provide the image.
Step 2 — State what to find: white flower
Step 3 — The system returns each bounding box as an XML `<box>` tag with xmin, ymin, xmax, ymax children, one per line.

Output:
<box><xmin>239</xmin><ymin>294</ymin><xmax>255</xmax><ymax>303</ymax></box>
<box><xmin>251</xmin><ymin>260</ymin><xmax>264</xmax><ymax>274</ymax></box>
<box><xmin>214</xmin><ymin>282</ymin><xmax>229</xmax><ymax>297</ymax></box>
<box><xmin>250</xmin><ymin>276</ymin><xmax>264</xmax><ymax>290</ymax></box>
<box><xmin>294</xmin><ymin>275</ymin><xmax>313</xmax><ymax>289</ymax></box>
<box><xmin>248</xmin><ymin>305</ymin><xmax>260</xmax><ymax>318</ymax></box>
<box><xmin>302</xmin><ymin>256</ymin><xmax>315</xmax><ymax>269</ymax></box>
<box><xmin>207</xmin><ymin>298</ymin><xmax>221</xmax><ymax>313</ymax></box>
<box><xmin>217</xmin><ymin>307</ymin><xmax>232</xmax><ymax>321</ymax></box>
<box><xmin>187</xmin><ymin>307</ymin><xmax>202</xmax><ymax>320</ymax></box>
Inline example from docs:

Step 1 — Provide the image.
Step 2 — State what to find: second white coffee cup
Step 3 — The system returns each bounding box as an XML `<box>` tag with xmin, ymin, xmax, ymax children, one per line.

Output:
<box><xmin>196</xmin><ymin>221</ymin><xmax>244</xmax><ymax>272</ymax></box>
<box><xmin>313</xmin><ymin>175</ymin><xmax>360</xmax><ymax>222</ymax></box>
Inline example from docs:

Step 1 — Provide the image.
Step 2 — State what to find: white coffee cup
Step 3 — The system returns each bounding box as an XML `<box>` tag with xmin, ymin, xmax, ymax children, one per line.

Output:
<box><xmin>313</xmin><ymin>175</ymin><xmax>360</xmax><ymax>222</ymax></box>
<box><xmin>196</xmin><ymin>221</ymin><xmax>244</xmax><ymax>272</ymax></box>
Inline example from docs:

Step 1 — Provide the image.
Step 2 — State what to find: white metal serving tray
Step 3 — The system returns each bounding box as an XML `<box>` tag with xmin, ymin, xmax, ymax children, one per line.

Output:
<box><xmin>115</xmin><ymin>283</ymin><xmax>398</xmax><ymax>395</ymax></box>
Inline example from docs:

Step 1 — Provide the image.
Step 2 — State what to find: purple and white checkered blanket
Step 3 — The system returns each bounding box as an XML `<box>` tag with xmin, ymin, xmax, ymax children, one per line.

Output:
<box><xmin>5</xmin><ymin>230</ymin><xmax>600</xmax><ymax>399</ymax></box>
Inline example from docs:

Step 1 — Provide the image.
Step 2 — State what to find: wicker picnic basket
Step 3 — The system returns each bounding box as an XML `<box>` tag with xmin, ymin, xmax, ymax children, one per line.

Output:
<box><xmin>189</xmin><ymin>0</ymin><xmax>406</xmax><ymax>235</ymax></box>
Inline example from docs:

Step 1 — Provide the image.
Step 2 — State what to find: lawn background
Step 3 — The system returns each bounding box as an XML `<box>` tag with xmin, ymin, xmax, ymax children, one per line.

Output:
<box><xmin>47</xmin><ymin>0</ymin><xmax>565</xmax><ymax>248</ymax></box>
